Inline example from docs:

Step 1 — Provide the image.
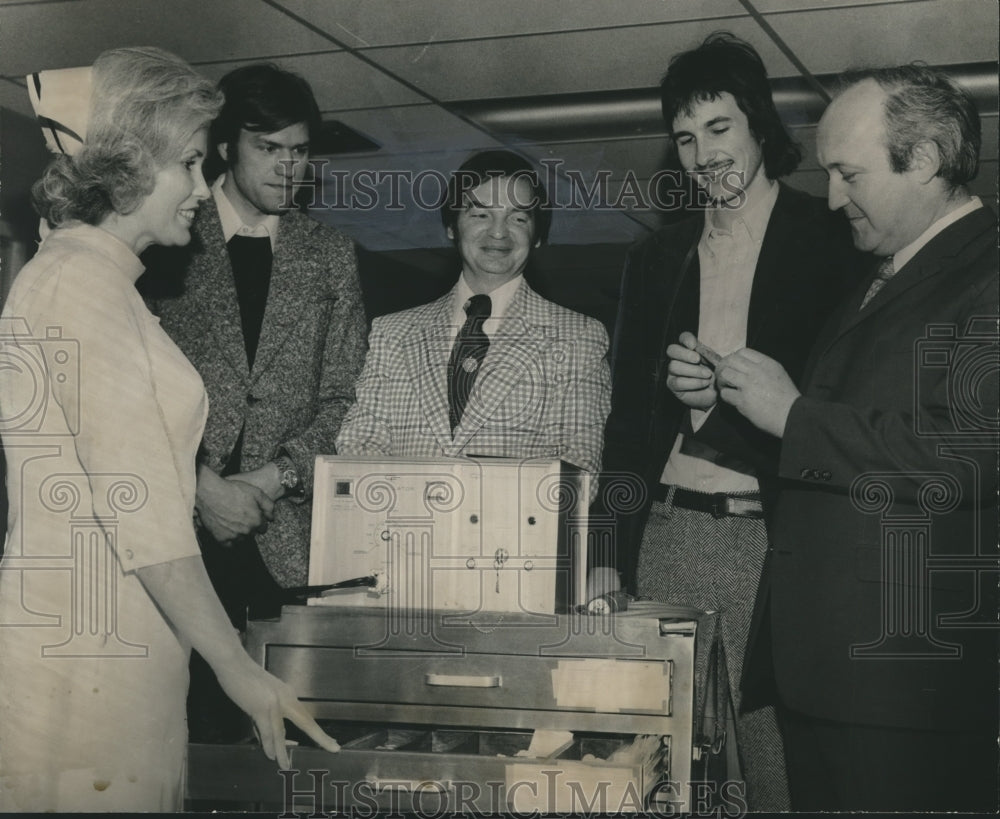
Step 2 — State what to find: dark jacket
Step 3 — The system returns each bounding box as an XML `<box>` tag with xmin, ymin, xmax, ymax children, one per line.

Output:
<box><xmin>750</xmin><ymin>205</ymin><xmax>999</xmax><ymax>730</ymax></box>
<box><xmin>598</xmin><ymin>183</ymin><xmax>864</xmax><ymax>591</ymax></box>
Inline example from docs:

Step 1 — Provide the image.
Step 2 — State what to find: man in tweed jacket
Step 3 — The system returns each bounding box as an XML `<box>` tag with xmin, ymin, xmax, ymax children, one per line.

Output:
<box><xmin>145</xmin><ymin>66</ymin><xmax>366</xmax><ymax>606</ymax></box>
<box><xmin>144</xmin><ymin>64</ymin><xmax>366</xmax><ymax>742</ymax></box>
<box><xmin>337</xmin><ymin>151</ymin><xmax>610</xmax><ymax>485</ymax></box>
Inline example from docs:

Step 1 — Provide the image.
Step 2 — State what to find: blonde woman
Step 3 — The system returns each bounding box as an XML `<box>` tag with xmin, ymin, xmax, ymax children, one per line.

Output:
<box><xmin>0</xmin><ymin>47</ymin><xmax>337</xmax><ymax>812</ymax></box>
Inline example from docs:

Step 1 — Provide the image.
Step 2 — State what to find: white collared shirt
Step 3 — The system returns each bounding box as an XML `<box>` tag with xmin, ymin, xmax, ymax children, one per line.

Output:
<box><xmin>448</xmin><ymin>272</ymin><xmax>524</xmax><ymax>344</ymax></box>
<box><xmin>891</xmin><ymin>196</ymin><xmax>982</xmax><ymax>274</ymax></box>
<box><xmin>212</xmin><ymin>175</ymin><xmax>281</xmax><ymax>251</ymax></box>
<box><xmin>660</xmin><ymin>174</ymin><xmax>780</xmax><ymax>493</ymax></box>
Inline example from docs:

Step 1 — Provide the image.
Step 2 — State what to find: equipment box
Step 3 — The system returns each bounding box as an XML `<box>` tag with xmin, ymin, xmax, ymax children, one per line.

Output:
<box><xmin>307</xmin><ymin>455</ymin><xmax>590</xmax><ymax>614</ymax></box>
<box><xmin>187</xmin><ymin>604</ymin><xmax>702</xmax><ymax>814</ymax></box>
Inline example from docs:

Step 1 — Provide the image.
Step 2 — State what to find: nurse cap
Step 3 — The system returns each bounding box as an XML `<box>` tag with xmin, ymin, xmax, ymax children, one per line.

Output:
<box><xmin>27</xmin><ymin>65</ymin><xmax>93</xmax><ymax>157</ymax></box>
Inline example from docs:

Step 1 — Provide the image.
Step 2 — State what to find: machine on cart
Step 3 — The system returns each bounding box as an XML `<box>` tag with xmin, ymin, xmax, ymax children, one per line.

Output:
<box><xmin>186</xmin><ymin>456</ymin><xmax>706</xmax><ymax>813</ymax></box>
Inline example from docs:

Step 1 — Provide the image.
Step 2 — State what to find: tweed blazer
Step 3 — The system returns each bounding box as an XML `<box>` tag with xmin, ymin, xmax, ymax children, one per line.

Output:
<box><xmin>148</xmin><ymin>198</ymin><xmax>368</xmax><ymax>587</ymax></box>
<box><xmin>336</xmin><ymin>279</ymin><xmax>611</xmax><ymax>482</ymax></box>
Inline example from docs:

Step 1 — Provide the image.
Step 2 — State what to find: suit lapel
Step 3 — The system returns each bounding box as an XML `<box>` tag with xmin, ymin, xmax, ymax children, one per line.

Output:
<box><xmin>815</xmin><ymin>206</ymin><xmax>997</xmax><ymax>359</ymax></box>
<box><xmin>746</xmin><ymin>184</ymin><xmax>801</xmax><ymax>345</ymax></box>
<box><xmin>656</xmin><ymin>219</ymin><xmax>702</xmax><ymax>340</ymax></box>
<box><xmin>193</xmin><ymin>199</ymin><xmax>250</xmax><ymax>378</ymax></box>
<box><xmin>645</xmin><ymin>221</ymin><xmax>701</xmax><ymax>419</ymax></box>
<box><xmin>251</xmin><ymin>210</ymin><xmax>317</xmax><ymax>380</ymax></box>
<box><xmin>412</xmin><ymin>293</ymin><xmax>458</xmax><ymax>452</ymax></box>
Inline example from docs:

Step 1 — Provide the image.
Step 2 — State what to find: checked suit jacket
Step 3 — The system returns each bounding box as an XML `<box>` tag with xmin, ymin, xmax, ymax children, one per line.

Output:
<box><xmin>336</xmin><ymin>278</ymin><xmax>611</xmax><ymax>483</ymax></box>
<box><xmin>600</xmin><ymin>183</ymin><xmax>864</xmax><ymax>591</ymax></box>
<box><xmin>144</xmin><ymin>197</ymin><xmax>368</xmax><ymax>587</ymax></box>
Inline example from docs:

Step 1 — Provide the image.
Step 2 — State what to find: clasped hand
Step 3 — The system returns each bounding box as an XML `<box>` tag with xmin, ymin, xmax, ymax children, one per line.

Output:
<box><xmin>715</xmin><ymin>348</ymin><xmax>800</xmax><ymax>438</ymax></box>
<box><xmin>665</xmin><ymin>333</ymin><xmax>799</xmax><ymax>438</ymax></box>
<box><xmin>665</xmin><ymin>331</ymin><xmax>718</xmax><ymax>410</ymax></box>
<box><xmin>195</xmin><ymin>466</ymin><xmax>275</xmax><ymax>544</ymax></box>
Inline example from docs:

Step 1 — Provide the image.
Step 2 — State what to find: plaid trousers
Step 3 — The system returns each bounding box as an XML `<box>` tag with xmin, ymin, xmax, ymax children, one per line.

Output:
<box><xmin>637</xmin><ymin>497</ymin><xmax>790</xmax><ymax>812</ymax></box>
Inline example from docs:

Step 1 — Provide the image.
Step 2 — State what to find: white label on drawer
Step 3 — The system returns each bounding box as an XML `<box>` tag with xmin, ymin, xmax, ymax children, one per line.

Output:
<box><xmin>505</xmin><ymin>761</ymin><xmax>643</xmax><ymax>814</ymax></box>
<box><xmin>551</xmin><ymin>659</ymin><xmax>667</xmax><ymax>712</ymax></box>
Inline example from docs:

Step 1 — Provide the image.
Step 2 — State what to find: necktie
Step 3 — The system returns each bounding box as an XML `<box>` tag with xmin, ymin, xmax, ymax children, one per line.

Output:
<box><xmin>448</xmin><ymin>294</ymin><xmax>492</xmax><ymax>431</ymax></box>
<box><xmin>226</xmin><ymin>234</ymin><xmax>273</xmax><ymax>369</ymax></box>
<box><xmin>860</xmin><ymin>256</ymin><xmax>895</xmax><ymax>310</ymax></box>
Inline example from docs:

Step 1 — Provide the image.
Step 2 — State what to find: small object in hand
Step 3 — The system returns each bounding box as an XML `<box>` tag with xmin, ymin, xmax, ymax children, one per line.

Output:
<box><xmin>693</xmin><ymin>339</ymin><xmax>721</xmax><ymax>369</ymax></box>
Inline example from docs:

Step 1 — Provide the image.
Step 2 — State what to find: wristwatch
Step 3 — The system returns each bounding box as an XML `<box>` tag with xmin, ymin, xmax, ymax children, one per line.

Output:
<box><xmin>274</xmin><ymin>455</ymin><xmax>301</xmax><ymax>495</ymax></box>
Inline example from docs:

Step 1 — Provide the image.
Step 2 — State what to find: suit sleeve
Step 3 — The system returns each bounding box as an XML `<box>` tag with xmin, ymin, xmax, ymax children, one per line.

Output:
<box><xmin>276</xmin><ymin>234</ymin><xmax>369</xmax><ymax>493</ymax></box>
<box><xmin>601</xmin><ymin>244</ymin><xmax>660</xmax><ymax>477</ymax></box>
<box><xmin>780</xmin><ymin>276</ymin><xmax>999</xmax><ymax>502</ymax></box>
<box><xmin>40</xmin><ymin>269</ymin><xmax>201</xmax><ymax>572</ymax></box>
<box><xmin>334</xmin><ymin>316</ymin><xmax>395</xmax><ymax>456</ymax></box>
<box><xmin>557</xmin><ymin>317</ymin><xmax>611</xmax><ymax>494</ymax></box>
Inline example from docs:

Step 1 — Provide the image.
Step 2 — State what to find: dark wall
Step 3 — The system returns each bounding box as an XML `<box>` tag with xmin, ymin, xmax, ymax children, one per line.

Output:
<box><xmin>143</xmin><ymin>238</ymin><xmax>631</xmax><ymax>340</ymax></box>
<box><xmin>357</xmin><ymin>242</ymin><xmax>629</xmax><ymax>340</ymax></box>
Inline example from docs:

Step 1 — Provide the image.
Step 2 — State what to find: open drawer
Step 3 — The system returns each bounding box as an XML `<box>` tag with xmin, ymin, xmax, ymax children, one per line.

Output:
<box><xmin>187</xmin><ymin>721</ymin><xmax>673</xmax><ymax>813</ymax></box>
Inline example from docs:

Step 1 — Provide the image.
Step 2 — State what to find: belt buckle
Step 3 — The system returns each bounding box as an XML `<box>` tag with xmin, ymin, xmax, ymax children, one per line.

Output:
<box><xmin>710</xmin><ymin>493</ymin><xmax>729</xmax><ymax>519</ymax></box>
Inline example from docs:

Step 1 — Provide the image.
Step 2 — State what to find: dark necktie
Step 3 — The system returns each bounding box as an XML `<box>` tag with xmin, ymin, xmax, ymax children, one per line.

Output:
<box><xmin>448</xmin><ymin>294</ymin><xmax>492</xmax><ymax>431</ymax></box>
<box><xmin>860</xmin><ymin>256</ymin><xmax>895</xmax><ymax>310</ymax></box>
<box><xmin>226</xmin><ymin>234</ymin><xmax>273</xmax><ymax>369</ymax></box>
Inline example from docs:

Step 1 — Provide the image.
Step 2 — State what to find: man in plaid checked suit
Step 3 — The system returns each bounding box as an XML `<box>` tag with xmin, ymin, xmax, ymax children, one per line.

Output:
<box><xmin>336</xmin><ymin>150</ymin><xmax>610</xmax><ymax>484</ymax></box>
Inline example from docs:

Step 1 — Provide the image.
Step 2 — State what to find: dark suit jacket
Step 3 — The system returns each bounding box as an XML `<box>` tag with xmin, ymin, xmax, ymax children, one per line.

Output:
<box><xmin>143</xmin><ymin>198</ymin><xmax>368</xmax><ymax>587</ymax></box>
<box><xmin>600</xmin><ymin>184</ymin><xmax>864</xmax><ymax>590</ymax></box>
<box><xmin>752</xmin><ymin>205</ymin><xmax>999</xmax><ymax>731</ymax></box>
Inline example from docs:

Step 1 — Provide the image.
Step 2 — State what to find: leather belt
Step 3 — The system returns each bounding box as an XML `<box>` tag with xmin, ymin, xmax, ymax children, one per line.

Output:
<box><xmin>653</xmin><ymin>485</ymin><xmax>764</xmax><ymax>519</ymax></box>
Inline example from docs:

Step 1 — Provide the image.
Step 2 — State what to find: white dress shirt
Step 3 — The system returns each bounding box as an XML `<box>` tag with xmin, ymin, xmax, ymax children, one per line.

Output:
<box><xmin>660</xmin><ymin>174</ymin><xmax>779</xmax><ymax>493</ymax></box>
<box><xmin>448</xmin><ymin>272</ymin><xmax>524</xmax><ymax>344</ymax></box>
<box><xmin>212</xmin><ymin>175</ymin><xmax>280</xmax><ymax>250</ymax></box>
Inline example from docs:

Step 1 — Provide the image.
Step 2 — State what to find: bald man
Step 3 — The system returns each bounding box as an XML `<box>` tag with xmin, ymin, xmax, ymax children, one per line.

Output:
<box><xmin>716</xmin><ymin>65</ymin><xmax>998</xmax><ymax>812</ymax></box>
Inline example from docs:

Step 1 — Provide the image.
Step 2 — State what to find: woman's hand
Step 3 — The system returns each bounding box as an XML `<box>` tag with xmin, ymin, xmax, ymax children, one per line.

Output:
<box><xmin>137</xmin><ymin>556</ymin><xmax>339</xmax><ymax>770</ymax></box>
<box><xmin>214</xmin><ymin>657</ymin><xmax>340</xmax><ymax>768</ymax></box>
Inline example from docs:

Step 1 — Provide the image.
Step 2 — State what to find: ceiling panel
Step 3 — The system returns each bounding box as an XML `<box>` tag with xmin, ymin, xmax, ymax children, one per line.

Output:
<box><xmin>330</xmin><ymin>105</ymin><xmax>498</xmax><ymax>155</ymax></box>
<box><xmin>362</xmin><ymin>20</ymin><xmax>798</xmax><ymax>102</ymax></box>
<box><xmin>0</xmin><ymin>0</ymin><xmax>339</xmax><ymax>77</ymax></box>
<box><xmin>274</xmin><ymin>0</ymin><xmax>747</xmax><ymax>48</ymax></box>
<box><xmin>192</xmin><ymin>52</ymin><xmax>425</xmax><ymax>113</ymax></box>
<box><xmin>768</xmin><ymin>0</ymin><xmax>999</xmax><ymax>73</ymax></box>
<box><xmin>752</xmin><ymin>0</ymin><xmax>919</xmax><ymax>10</ymax></box>
<box><xmin>1</xmin><ymin>0</ymin><xmax>996</xmax><ymax>252</ymax></box>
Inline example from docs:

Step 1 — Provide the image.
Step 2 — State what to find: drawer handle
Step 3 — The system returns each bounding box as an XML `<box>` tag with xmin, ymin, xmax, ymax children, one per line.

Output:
<box><xmin>365</xmin><ymin>778</ymin><xmax>452</xmax><ymax>793</ymax></box>
<box><xmin>424</xmin><ymin>673</ymin><xmax>502</xmax><ymax>688</ymax></box>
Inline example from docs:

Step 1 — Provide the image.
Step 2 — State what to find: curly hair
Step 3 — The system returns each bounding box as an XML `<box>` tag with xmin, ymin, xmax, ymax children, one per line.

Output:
<box><xmin>33</xmin><ymin>47</ymin><xmax>223</xmax><ymax>228</ymax></box>
<box><xmin>838</xmin><ymin>65</ymin><xmax>981</xmax><ymax>190</ymax></box>
<box><xmin>659</xmin><ymin>32</ymin><xmax>802</xmax><ymax>179</ymax></box>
